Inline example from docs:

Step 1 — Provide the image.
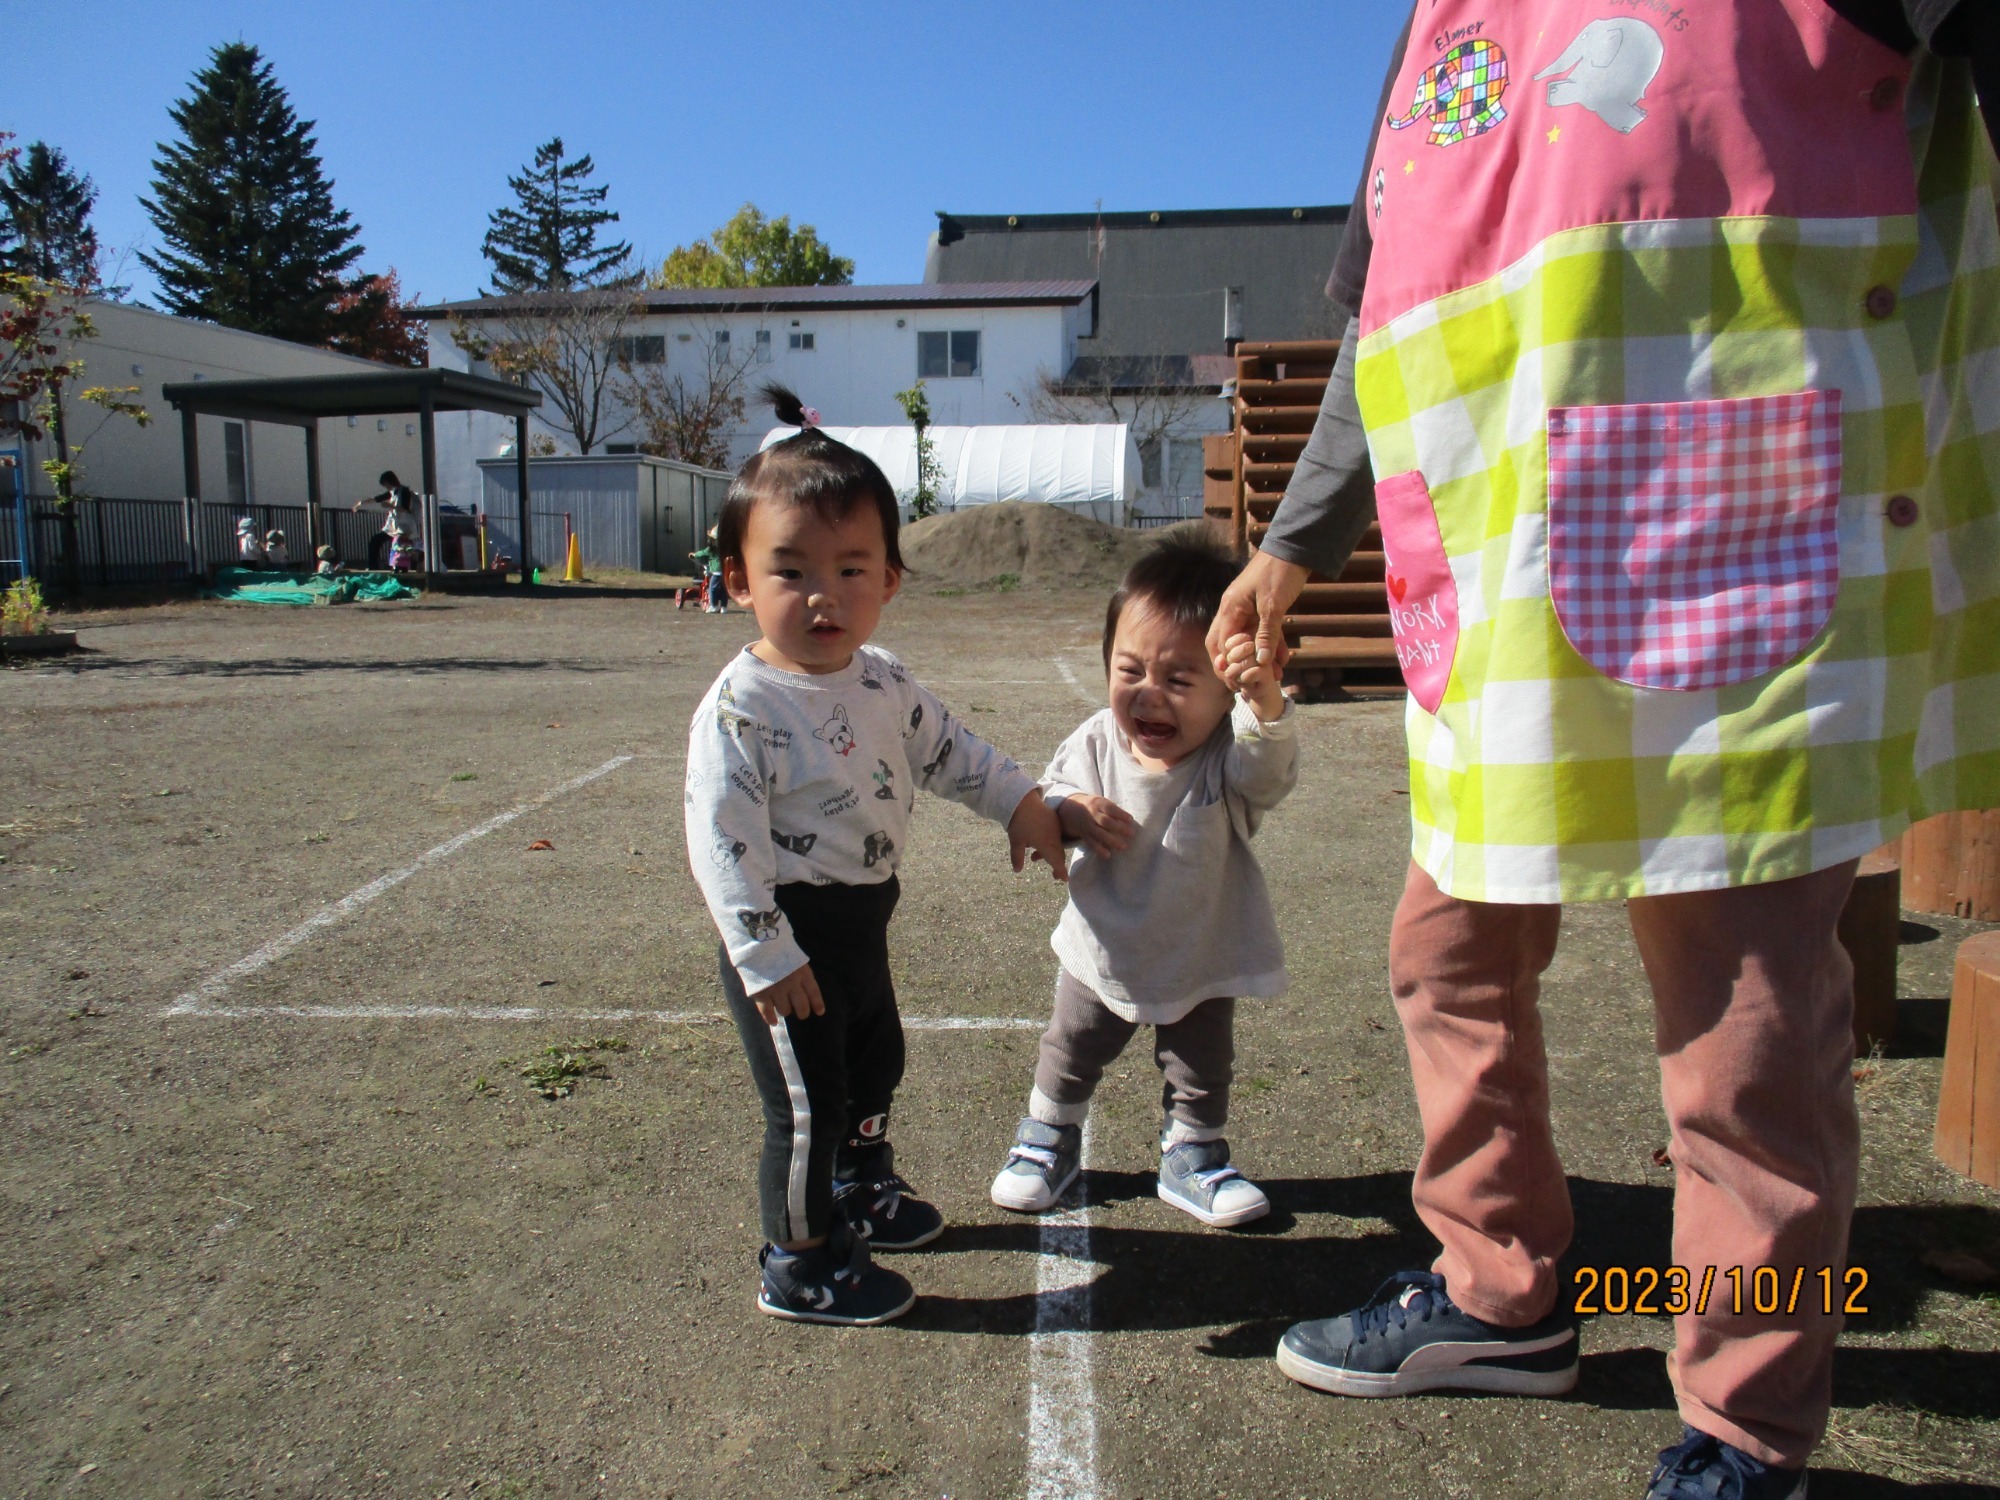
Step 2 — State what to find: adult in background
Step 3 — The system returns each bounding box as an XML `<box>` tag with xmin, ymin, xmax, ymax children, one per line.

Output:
<box><xmin>354</xmin><ymin>470</ymin><xmax>419</xmax><ymax>572</ymax></box>
<box><xmin>1210</xmin><ymin>4</ymin><xmax>2000</xmax><ymax>1496</ymax></box>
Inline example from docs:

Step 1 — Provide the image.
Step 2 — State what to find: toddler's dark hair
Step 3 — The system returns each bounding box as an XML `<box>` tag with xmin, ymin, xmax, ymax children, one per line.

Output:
<box><xmin>715</xmin><ymin>383</ymin><xmax>905</xmax><ymax>571</ymax></box>
<box><xmin>1102</xmin><ymin>533</ymin><xmax>1243</xmax><ymax>671</ymax></box>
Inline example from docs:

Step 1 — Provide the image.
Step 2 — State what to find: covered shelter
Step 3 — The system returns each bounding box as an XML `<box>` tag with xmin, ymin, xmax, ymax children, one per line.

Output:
<box><xmin>161</xmin><ymin>368</ymin><xmax>542</xmax><ymax>580</ymax></box>
<box><xmin>760</xmin><ymin>423</ymin><xmax>1141</xmax><ymax>525</ymax></box>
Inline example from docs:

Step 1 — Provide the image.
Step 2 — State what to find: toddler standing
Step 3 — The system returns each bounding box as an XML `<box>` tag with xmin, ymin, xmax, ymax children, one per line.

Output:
<box><xmin>685</xmin><ymin>387</ymin><xmax>1065</xmax><ymax>1326</ymax></box>
<box><xmin>991</xmin><ymin>539</ymin><xmax>1297</xmax><ymax>1227</ymax></box>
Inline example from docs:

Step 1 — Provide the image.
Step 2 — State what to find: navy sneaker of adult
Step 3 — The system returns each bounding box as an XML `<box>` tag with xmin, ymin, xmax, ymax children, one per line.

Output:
<box><xmin>1647</xmin><ymin>1426</ymin><xmax>1807</xmax><ymax>1500</ymax></box>
<box><xmin>834</xmin><ymin>1142</ymin><xmax>944</xmax><ymax>1251</ymax></box>
<box><xmin>1276</xmin><ymin>1270</ymin><xmax>1578</xmax><ymax>1397</ymax></box>
<box><xmin>756</xmin><ymin>1222</ymin><xmax>915</xmax><ymax>1326</ymax></box>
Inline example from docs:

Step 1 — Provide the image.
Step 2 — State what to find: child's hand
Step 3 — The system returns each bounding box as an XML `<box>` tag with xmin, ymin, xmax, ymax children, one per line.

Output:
<box><xmin>1219</xmin><ymin>632</ymin><xmax>1287</xmax><ymax>721</ymax></box>
<box><xmin>1007</xmin><ymin>792</ymin><xmax>1068</xmax><ymax>883</ymax></box>
<box><xmin>751</xmin><ymin>962</ymin><xmax>824</xmax><ymax>1025</ymax></box>
<box><xmin>1057</xmin><ymin>793</ymin><xmax>1136</xmax><ymax>860</ymax></box>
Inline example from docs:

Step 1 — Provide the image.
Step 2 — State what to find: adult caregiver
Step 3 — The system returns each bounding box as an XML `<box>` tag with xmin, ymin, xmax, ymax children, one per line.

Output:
<box><xmin>1209</xmin><ymin>3</ymin><xmax>2000</xmax><ymax>1495</ymax></box>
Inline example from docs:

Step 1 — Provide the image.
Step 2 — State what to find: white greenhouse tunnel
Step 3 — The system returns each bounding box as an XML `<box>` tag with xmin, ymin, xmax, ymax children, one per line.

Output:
<box><xmin>760</xmin><ymin>424</ymin><xmax>1140</xmax><ymax>525</ymax></box>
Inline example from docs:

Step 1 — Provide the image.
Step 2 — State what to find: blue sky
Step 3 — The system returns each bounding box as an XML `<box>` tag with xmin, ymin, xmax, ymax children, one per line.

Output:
<box><xmin>11</xmin><ymin>2</ymin><xmax>1406</xmax><ymax>306</ymax></box>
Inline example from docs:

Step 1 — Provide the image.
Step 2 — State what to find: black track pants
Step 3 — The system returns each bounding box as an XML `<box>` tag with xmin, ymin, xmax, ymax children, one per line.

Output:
<box><xmin>720</xmin><ymin>878</ymin><xmax>905</xmax><ymax>1244</ymax></box>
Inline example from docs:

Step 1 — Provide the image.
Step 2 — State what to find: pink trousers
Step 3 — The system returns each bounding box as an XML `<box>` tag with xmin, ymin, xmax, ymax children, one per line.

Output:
<box><xmin>1389</xmin><ymin>859</ymin><xmax>1860</xmax><ymax>1467</ymax></box>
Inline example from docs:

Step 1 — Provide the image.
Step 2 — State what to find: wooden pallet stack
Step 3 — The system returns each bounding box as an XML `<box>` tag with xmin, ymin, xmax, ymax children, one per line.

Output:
<box><xmin>1230</xmin><ymin>339</ymin><xmax>1401</xmax><ymax>687</ymax></box>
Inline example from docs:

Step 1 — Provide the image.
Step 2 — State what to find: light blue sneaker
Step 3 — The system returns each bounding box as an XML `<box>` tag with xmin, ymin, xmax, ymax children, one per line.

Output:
<box><xmin>1157</xmin><ymin>1137</ymin><xmax>1269</xmax><ymax>1227</ymax></box>
<box><xmin>990</xmin><ymin>1118</ymin><xmax>1081</xmax><ymax>1212</ymax></box>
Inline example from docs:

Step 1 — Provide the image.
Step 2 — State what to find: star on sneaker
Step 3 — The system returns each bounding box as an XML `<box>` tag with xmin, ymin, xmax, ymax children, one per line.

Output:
<box><xmin>1646</xmin><ymin>1426</ymin><xmax>1807</xmax><ymax>1500</ymax></box>
<box><xmin>1277</xmin><ymin>1270</ymin><xmax>1578</xmax><ymax>1397</ymax></box>
<box><xmin>756</xmin><ymin>1222</ymin><xmax>914</xmax><ymax>1326</ymax></box>
<box><xmin>1157</xmin><ymin>1138</ymin><xmax>1269</xmax><ymax>1227</ymax></box>
<box><xmin>991</xmin><ymin>1118</ymin><xmax>1082</xmax><ymax>1213</ymax></box>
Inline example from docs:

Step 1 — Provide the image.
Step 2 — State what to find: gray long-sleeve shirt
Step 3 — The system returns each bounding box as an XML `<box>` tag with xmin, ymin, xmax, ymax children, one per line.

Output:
<box><xmin>1041</xmin><ymin>700</ymin><xmax>1298</xmax><ymax>1023</ymax></box>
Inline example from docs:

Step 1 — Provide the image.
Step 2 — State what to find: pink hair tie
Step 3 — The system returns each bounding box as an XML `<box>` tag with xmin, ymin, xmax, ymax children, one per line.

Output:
<box><xmin>800</xmin><ymin>405</ymin><xmax>822</xmax><ymax>427</ymax></box>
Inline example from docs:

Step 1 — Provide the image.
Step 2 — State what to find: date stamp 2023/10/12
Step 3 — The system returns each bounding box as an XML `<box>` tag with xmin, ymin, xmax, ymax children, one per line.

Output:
<box><xmin>1572</xmin><ymin>1266</ymin><xmax>1870</xmax><ymax>1318</ymax></box>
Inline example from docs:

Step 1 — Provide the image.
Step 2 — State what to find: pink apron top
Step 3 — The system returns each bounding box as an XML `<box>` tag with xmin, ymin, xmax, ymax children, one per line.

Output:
<box><xmin>1361</xmin><ymin>0</ymin><xmax>1915</xmax><ymax>338</ymax></box>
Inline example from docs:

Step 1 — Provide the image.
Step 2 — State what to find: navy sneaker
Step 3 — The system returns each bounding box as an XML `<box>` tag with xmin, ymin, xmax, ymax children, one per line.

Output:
<box><xmin>1647</xmin><ymin>1426</ymin><xmax>1807</xmax><ymax>1499</ymax></box>
<box><xmin>756</xmin><ymin>1221</ymin><xmax>915</xmax><ymax>1326</ymax></box>
<box><xmin>991</xmin><ymin>1118</ymin><xmax>1083</xmax><ymax>1213</ymax></box>
<box><xmin>834</xmin><ymin>1142</ymin><xmax>944</xmax><ymax>1250</ymax></box>
<box><xmin>1277</xmin><ymin>1270</ymin><xmax>1578</xmax><ymax>1397</ymax></box>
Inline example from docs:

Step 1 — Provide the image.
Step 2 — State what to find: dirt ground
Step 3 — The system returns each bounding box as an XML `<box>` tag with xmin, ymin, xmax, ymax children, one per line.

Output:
<box><xmin>2</xmin><ymin>581</ymin><xmax>1997</xmax><ymax>1499</ymax></box>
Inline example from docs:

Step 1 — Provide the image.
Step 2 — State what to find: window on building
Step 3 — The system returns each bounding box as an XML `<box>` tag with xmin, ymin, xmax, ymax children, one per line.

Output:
<box><xmin>755</xmin><ymin>330</ymin><xmax>773</xmax><ymax>363</ymax></box>
<box><xmin>224</xmin><ymin>421</ymin><xmax>250</xmax><ymax>508</ymax></box>
<box><xmin>788</xmin><ymin>331</ymin><xmax>815</xmax><ymax>351</ymax></box>
<box><xmin>605</xmin><ymin>443</ymin><xmax>638</xmax><ymax>455</ymax></box>
<box><xmin>918</xmin><ymin>329</ymin><xmax>980</xmax><ymax>378</ymax></box>
<box><xmin>612</xmin><ymin>334</ymin><xmax>666</xmax><ymax>366</ymax></box>
<box><xmin>714</xmin><ymin>330</ymin><xmax>730</xmax><ymax>353</ymax></box>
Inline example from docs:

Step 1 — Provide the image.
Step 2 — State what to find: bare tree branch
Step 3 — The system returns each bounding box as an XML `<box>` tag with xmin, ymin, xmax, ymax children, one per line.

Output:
<box><xmin>1023</xmin><ymin>354</ymin><xmax>1214</xmax><ymax>483</ymax></box>
<box><xmin>449</xmin><ymin>287</ymin><xmax>641</xmax><ymax>454</ymax></box>
<box><xmin>615</xmin><ymin>318</ymin><xmax>756</xmax><ymax>470</ymax></box>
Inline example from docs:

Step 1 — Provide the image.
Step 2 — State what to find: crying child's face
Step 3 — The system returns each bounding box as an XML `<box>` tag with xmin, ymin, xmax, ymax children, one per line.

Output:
<box><xmin>1106</xmin><ymin>598</ymin><xmax>1235</xmax><ymax>770</ymax></box>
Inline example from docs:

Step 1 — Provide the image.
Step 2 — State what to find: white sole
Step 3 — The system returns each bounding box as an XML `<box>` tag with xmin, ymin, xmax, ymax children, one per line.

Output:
<box><xmin>1157</xmin><ymin>1180</ymin><xmax>1270</xmax><ymax>1228</ymax></box>
<box><xmin>991</xmin><ymin>1161</ymin><xmax>1080</xmax><ymax>1213</ymax></box>
<box><xmin>867</xmin><ymin>1220</ymin><xmax>944</xmax><ymax>1251</ymax></box>
<box><xmin>1275</xmin><ymin>1337</ymin><xmax>1578</xmax><ymax>1397</ymax></box>
<box><xmin>756</xmin><ymin>1288</ymin><xmax>915</xmax><ymax>1326</ymax></box>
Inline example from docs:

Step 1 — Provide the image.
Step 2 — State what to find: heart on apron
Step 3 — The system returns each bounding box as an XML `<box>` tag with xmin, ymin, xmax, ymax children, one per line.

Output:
<box><xmin>1374</xmin><ymin>471</ymin><xmax>1460</xmax><ymax>715</ymax></box>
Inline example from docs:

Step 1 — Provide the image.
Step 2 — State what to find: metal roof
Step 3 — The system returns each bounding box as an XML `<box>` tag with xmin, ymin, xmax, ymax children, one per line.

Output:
<box><xmin>414</xmin><ymin>280</ymin><xmax>1098</xmax><ymax>320</ymax></box>
<box><xmin>926</xmin><ymin>207</ymin><xmax>1351</xmax><ymax>361</ymax></box>
<box><xmin>160</xmin><ymin>367</ymin><xmax>542</xmax><ymax>429</ymax></box>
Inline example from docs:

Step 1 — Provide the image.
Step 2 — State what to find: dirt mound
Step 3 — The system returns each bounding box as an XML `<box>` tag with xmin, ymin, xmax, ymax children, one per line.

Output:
<box><xmin>901</xmin><ymin>502</ymin><xmax>1222</xmax><ymax>592</ymax></box>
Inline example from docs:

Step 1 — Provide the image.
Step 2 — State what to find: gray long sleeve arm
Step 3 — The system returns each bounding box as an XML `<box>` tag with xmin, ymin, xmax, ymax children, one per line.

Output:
<box><xmin>1254</xmin><ymin>314</ymin><xmax>1376</xmax><ymax>578</ymax></box>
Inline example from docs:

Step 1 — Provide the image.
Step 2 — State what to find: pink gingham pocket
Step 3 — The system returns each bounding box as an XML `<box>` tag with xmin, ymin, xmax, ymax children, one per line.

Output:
<box><xmin>1375</xmin><ymin>470</ymin><xmax>1460</xmax><ymax>715</ymax></box>
<box><xmin>1546</xmin><ymin>391</ymin><xmax>1842</xmax><ymax>692</ymax></box>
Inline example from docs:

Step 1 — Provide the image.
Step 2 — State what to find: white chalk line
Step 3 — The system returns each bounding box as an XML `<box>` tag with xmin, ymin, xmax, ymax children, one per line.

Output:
<box><xmin>162</xmin><ymin>756</ymin><xmax>635</xmax><ymax>1016</ymax></box>
<box><xmin>1026</xmin><ymin>1118</ymin><xmax>1099</xmax><ymax>1500</ymax></box>
<box><xmin>164</xmin><ymin>1005</ymin><xmax>1042</xmax><ymax>1028</ymax></box>
<box><xmin>1053</xmin><ymin>655</ymin><xmax>1095</xmax><ymax>707</ymax></box>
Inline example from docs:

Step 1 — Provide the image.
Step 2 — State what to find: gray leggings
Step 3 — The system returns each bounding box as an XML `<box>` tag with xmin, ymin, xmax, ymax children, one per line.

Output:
<box><xmin>1031</xmin><ymin>969</ymin><xmax>1235</xmax><ymax>1135</ymax></box>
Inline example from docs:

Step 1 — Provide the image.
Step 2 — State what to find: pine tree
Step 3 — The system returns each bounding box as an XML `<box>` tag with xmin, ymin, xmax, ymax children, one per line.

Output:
<box><xmin>0</xmin><ymin>141</ymin><xmax>101</xmax><ymax>287</ymax></box>
<box><xmin>139</xmin><ymin>42</ymin><xmax>366</xmax><ymax>345</ymax></box>
<box><xmin>482</xmin><ymin>138</ymin><xmax>632</xmax><ymax>293</ymax></box>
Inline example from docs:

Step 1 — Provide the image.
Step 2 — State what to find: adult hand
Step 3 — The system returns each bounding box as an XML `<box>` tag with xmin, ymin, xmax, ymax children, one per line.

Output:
<box><xmin>1209</xmin><ymin>550</ymin><xmax>1311</xmax><ymax>673</ymax></box>
<box><xmin>1007</xmin><ymin>792</ymin><xmax>1068</xmax><ymax>883</ymax></box>
<box><xmin>751</xmin><ymin>962</ymin><xmax>823</xmax><ymax>1025</ymax></box>
<box><xmin>1055</xmin><ymin>793</ymin><xmax>1137</xmax><ymax>860</ymax></box>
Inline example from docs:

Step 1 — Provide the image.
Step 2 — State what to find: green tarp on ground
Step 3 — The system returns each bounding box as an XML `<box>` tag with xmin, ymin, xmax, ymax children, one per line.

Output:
<box><xmin>201</xmin><ymin>568</ymin><xmax>421</xmax><ymax>606</ymax></box>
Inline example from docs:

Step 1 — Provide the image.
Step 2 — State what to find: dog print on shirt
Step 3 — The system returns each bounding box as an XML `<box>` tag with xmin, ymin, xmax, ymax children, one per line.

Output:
<box><xmin>815</xmin><ymin>706</ymin><xmax>857</xmax><ymax>757</ymax></box>
<box><xmin>738</xmin><ymin>908</ymin><xmax>783</xmax><ymax>942</ymax></box>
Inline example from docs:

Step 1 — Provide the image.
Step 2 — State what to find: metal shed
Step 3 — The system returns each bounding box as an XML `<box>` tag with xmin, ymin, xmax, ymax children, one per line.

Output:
<box><xmin>476</xmin><ymin>455</ymin><xmax>733</xmax><ymax>574</ymax></box>
<box><xmin>161</xmin><ymin>368</ymin><xmax>543</xmax><ymax>579</ymax></box>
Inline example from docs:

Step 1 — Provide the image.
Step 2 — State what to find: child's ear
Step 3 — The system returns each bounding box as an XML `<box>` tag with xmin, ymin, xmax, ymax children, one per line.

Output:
<box><xmin>723</xmin><ymin>556</ymin><xmax>752</xmax><ymax>606</ymax></box>
<box><xmin>881</xmin><ymin>565</ymin><xmax>903</xmax><ymax>605</ymax></box>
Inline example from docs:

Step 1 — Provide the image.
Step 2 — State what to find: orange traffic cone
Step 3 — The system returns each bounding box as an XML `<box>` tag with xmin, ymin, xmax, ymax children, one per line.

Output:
<box><xmin>563</xmin><ymin>530</ymin><xmax>583</xmax><ymax>583</ymax></box>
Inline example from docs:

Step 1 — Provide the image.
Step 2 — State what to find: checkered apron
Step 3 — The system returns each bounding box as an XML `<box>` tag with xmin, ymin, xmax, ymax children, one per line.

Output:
<box><xmin>1353</xmin><ymin>0</ymin><xmax>2000</xmax><ymax>904</ymax></box>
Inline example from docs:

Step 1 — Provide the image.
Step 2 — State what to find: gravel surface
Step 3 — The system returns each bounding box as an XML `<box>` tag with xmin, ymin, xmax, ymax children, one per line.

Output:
<box><xmin>1</xmin><ymin>588</ymin><xmax>1995</xmax><ymax>1498</ymax></box>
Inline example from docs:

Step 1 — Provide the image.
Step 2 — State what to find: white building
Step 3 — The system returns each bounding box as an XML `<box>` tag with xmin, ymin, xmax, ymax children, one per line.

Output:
<box><xmin>3</xmin><ymin>299</ymin><xmax>420</xmax><ymax>508</ymax></box>
<box><xmin>416</xmin><ymin>281</ymin><xmax>1100</xmax><ymax>506</ymax></box>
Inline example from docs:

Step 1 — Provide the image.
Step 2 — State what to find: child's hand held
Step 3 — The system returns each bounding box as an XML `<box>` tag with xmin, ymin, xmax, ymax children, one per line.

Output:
<box><xmin>1057</xmin><ymin>793</ymin><xmax>1136</xmax><ymax>859</ymax></box>
<box><xmin>1008</xmin><ymin>793</ymin><xmax>1068</xmax><ymax>883</ymax></box>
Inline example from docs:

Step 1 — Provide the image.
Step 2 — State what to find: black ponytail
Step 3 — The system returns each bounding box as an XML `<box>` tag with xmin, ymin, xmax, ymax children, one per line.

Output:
<box><xmin>718</xmin><ymin>385</ymin><xmax>906</xmax><ymax>571</ymax></box>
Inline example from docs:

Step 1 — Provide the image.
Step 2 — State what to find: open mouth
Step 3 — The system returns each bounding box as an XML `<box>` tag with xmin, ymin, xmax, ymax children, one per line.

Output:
<box><xmin>1131</xmin><ymin>716</ymin><xmax>1177</xmax><ymax>746</ymax></box>
<box><xmin>808</xmin><ymin>623</ymin><xmax>843</xmax><ymax>640</ymax></box>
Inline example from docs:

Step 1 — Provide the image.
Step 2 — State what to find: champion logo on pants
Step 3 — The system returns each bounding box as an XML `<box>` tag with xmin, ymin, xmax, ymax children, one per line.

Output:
<box><xmin>852</xmin><ymin>1112</ymin><xmax>888</xmax><ymax>1145</ymax></box>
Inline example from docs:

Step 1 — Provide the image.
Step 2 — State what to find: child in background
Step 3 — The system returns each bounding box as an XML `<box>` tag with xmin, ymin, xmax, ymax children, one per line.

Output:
<box><xmin>689</xmin><ymin>527</ymin><xmax>725</xmax><ymax>613</ymax></box>
<box><xmin>992</xmin><ymin>538</ymin><xmax>1298</xmax><ymax>1227</ymax></box>
<box><xmin>314</xmin><ymin>545</ymin><xmax>341</xmax><ymax>577</ymax></box>
<box><xmin>264</xmin><ymin>529</ymin><xmax>288</xmax><ymax>568</ymax></box>
<box><xmin>684</xmin><ymin>384</ymin><xmax>1066</xmax><ymax>1326</ymax></box>
<box><xmin>234</xmin><ymin>517</ymin><xmax>266</xmax><ymax>567</ymax></box>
